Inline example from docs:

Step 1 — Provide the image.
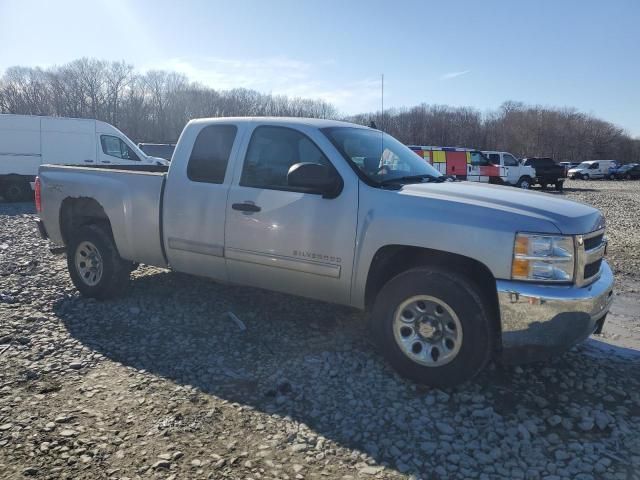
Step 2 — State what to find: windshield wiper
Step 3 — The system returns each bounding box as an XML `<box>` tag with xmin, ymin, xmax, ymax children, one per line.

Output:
<box><xmin>379</xmin><ymin>174</ymin><xmax>447</xmax><ymax>185</ymax></box>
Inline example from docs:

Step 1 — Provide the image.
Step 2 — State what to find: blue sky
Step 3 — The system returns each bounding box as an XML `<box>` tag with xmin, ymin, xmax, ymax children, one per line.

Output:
<box><xmin>1</xmin><ymin>0</ymin><xmax>638</xmax><ymax>136</ymax></box>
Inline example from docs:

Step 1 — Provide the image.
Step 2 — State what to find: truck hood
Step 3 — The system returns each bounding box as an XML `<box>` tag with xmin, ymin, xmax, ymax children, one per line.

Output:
<box><xmin>400</xmin><ymin>181</ymin><xmax>604</xmax><ymax>235</ymax></box>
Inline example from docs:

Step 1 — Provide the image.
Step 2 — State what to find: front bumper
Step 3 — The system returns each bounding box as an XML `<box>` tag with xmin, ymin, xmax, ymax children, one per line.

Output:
<box><xmin>497</xmin><ymin>260</ymin><xmax>614</xmax><ymax>363</ymax></box>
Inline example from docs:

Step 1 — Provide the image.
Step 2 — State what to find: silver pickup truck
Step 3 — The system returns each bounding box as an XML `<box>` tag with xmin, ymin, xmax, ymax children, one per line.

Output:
<box><xmin>36</xmin><ymin>117</ymin><xmax>614</xmax><ymax>387</ymax></box>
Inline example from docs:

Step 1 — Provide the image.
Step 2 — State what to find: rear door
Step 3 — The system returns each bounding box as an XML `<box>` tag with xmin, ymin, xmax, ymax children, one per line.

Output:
<box><xmin>41</xmin><ymin>118</ymin><xmax>95</xmax><ymax>167</ymax></box>
<box><xmin>0</xmin><ymin>115</ymin><xmax>42</xmax><ymax>176</ymax></box>
<box><xmin>445</xmin><ymin>151</ymin><xmax>466</xmax><ymax>177</ymax></box>
<box><xmin>162</xmin><ymin>122</ymin><xmax>244</xmax><ymax>281</ymax></box>
<box><xmin>224</xmin><ymin>124</ymin><xmax>358</xmax><ymax>305</ymax></box>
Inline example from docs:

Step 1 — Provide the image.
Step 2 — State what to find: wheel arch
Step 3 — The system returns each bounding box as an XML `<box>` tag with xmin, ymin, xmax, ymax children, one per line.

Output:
<box><xmin>59</xmin><ymin>197</ymin><xmax>114</xmax><ymax>246</ymax></box>
<box><xmin>364</xmin><ymin>245</ymin><xmax>502</xmax><ymax>350</ymax></box>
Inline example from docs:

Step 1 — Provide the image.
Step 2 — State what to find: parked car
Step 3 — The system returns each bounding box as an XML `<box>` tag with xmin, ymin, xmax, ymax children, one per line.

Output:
<box><xmin>559</xmin><ymin>161</ymin><xmax>580</xmax><ymax>170</ymax></box>
<box><xmin>521</xmin><ymin>157</ymin><xmax>566</xmax><ymax>190</ymax></box>
<box><xmin>567</xmin><ymin>160</ymin><xmax>617</xmax><ymax>180</ymax></box>
<box><xmin>138</xmin><ymin>143</ymin><xmax>176</xmax><ymax>161</ymax></box>
<box><xmin>559</xmin><ymin>162</ymin><xmax>580</xmax><ymax>177</ymax></box>
<box><xmin>610</xmin><ymin>163</ymin><xmax>640</xmax><ymax>180</ymax></box>
<box><xmin>36</xmin><ymin>117</ymin><xmax>613</xmax><ymax>387</ymax></box>
<box><xmin>0</xmin><ymin>114</ymin><xmax>169</xmax><ymax>202</ymax></box>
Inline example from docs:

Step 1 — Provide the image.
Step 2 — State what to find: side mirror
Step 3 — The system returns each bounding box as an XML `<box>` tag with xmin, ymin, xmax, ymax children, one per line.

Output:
<box><xmin>287</xmin><ymin>162</ymin><xmax>342</xmax><ymax>198</ymax></box>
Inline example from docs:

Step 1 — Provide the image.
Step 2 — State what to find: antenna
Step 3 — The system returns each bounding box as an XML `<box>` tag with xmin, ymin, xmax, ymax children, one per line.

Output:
<box><xmin>381</xmin><ymin>73</ymin><xmax>384</xmax><ymax>131</ymax></box>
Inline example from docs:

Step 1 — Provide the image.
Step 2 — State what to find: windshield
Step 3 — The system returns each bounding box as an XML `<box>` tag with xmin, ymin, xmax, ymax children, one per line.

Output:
<box><xmin>321</xmin><ymin>127</ymin><xmax>442</xmax><ymax>184</ymax></box>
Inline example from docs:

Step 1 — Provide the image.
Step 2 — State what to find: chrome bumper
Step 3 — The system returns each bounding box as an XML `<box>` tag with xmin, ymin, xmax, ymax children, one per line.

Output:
<box><xmin>497</xmin><ymin>260</ymin><xmax>614</xmax><ymax>363</ymax></box>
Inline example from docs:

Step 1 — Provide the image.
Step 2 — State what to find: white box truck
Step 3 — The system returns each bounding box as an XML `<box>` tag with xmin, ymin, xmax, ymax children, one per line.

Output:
<box><xmin>0</xmin><ymin>114</ymin><xmax>169</xmax><ymax>201</ymax></box>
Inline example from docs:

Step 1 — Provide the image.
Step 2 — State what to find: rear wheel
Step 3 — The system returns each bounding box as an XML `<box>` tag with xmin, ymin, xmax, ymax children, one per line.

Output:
<box><xmin>540</xmin><ymin>183</ymin><xmax>548</xmax><ymax>190</ymax></box>
<box><xmin>555</xmin><ymin>181</ymin><xmax>564</xmax><ymax>191</ymax></box>
<box><xmin>626</xmin><ymin>174</ymin><xmax>632</xmax><ymax>180</ymax></box>
<box><xmin>371</xmin><ymin>267</ymin><xmax>493</xmax><ymax>387</ymax></box>
<box><xmin>67</xmin><ymin>224</ymin><xmax>130</xmax><ymax>299</ymax></box>
<box><xmin>3</xmin><ymin>179</ymin><xmax>31</xmax><ymax>202</ymax></box>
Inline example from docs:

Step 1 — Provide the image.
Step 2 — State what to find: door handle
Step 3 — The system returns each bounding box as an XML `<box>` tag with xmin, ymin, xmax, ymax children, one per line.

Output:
<box><xmin>101</xmin><ymin>160</ymin><xmax>111</xmax><ymax>164</ymax></box>
<box><xmin>232</xmin><ymin>202</ymin><xmax>261</xmax><ymax>213</ymax></box>
<box><xmin>84</xmin><ymin>159</ymin><xmax>94</xmax><ymax>163</ymax></box>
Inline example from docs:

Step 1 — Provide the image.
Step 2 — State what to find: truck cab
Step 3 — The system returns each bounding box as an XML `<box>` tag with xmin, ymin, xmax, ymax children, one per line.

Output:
<box><xmin>481</xmin><ymin>151</ymin><xmax>536</xmax><ymax>188</ymax></box>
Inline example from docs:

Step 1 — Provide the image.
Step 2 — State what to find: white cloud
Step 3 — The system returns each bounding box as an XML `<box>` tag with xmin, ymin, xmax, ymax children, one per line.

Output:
<box><xmin>440</xmin><ymin>70</ymin><xmax>471</xmax><ymax>80</ymax></box>
<box><xmin>139</xmin><ymin>56</ymin><xmax>382</xmax><ymax>114</ymax></box>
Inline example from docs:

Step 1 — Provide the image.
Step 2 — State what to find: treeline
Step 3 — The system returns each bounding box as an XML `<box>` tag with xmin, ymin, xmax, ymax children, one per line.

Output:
<box><xmin>1</xmin><ymin>58</ymin><xmax>638</xmax><ymax>162</ymax></box>
<box><xmin>350</xmin><ymin>102</ymin><xmax>640</xmax><ymax>163</ymax></box>
<box><xmin>0</xmin><ymin>58</ymin><xmax>337</xmax><ymax>143</ymax></box>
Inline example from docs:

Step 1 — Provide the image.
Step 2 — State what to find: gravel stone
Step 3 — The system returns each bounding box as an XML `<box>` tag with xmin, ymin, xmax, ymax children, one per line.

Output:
<box><xmin>0</xmin><ymin>182</ymin><xmax>638</xmax><ymax>479</ymax></box>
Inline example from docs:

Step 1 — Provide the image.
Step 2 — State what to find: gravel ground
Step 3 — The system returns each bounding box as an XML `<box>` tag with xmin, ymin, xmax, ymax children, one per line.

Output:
<box><xmin>0</xmin><ymin>179</ymin><xmax>639</xmax><ymax>480</ymax></box>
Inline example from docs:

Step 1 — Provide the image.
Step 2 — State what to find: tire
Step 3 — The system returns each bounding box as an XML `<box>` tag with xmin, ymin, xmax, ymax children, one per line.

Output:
<box><xmin>3</xmin><ymin>179</ymin><xmax>31</xmax><ymax>202</ymax></box>
<box><xmin>371</xmin><ymin>267</ymin><xmax>494</xmax><ymax>387</ymax></box>
<box><xmin>626</xmin><ymin>174</ymin><xmax>632</xmax><ymax>180</ymax></box>
<box><xmin>66</xmin><ymin>224</ymin><xmax>130</xmax><ymax>299</ymax></box>
<box><xmin>540</xmin><ymin>183</ymin><xmax>548</xmax><ymax>190</ymax></box>
<box><xmin>582</xmin><ymin>173</ymin><xmax>590</xmax><ymax>180</ymax></box>
<box><xmin>555</xmin><ymin>181</ymin><xmax>564</xmax><ymax>191</ymax></box>
<box><xmin>609</xmin><ymin>174</ymin><xmax>615</xmax><ymax>180</ymax></box>
<box><xmin>516</xmin><ymin>177</ymin><xmax>532</xmax><ymax>189</ymax></box>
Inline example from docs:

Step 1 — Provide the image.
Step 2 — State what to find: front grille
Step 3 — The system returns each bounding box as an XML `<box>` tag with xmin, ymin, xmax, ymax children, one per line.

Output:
<box><xmin>577</xmin><ymin>228</ymin><xmax>606</xmax><ymax>286</ymax></box>
<box><xmin>584</xmin><ymin>258</ymin><xmax>602</xmax><ymax>279</ymax></box>
<box><xmin>584</xmin><ymin>234</ymin><xmax>604</xmax><ymax>251</ymax></box>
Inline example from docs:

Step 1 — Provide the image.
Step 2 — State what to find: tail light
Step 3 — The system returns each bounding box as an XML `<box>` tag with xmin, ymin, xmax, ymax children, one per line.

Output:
<box><xmin>35</xmin><ymin>176</ymin><xmax>42</xmax><ymax>213</ymax></box>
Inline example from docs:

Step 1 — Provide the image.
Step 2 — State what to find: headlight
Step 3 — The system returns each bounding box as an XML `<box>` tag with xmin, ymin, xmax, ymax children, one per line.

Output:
<box><xmin>512</xmin><ymin>233</ymin><xmax>575</xmax><ymax>282</ymax></box>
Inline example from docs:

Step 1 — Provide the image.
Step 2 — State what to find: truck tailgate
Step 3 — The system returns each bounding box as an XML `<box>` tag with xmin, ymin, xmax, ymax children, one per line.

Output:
<box><xmin>39</xmin><ymin>165</ymin><xmax>167</xmax><ymax>268</ymax></box>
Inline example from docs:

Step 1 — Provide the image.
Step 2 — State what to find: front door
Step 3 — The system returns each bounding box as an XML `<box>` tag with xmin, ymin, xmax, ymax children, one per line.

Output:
<box><xmin>502</xmin><ymin>153</ymin><xmax>520</xmax><ymax>184</ymax></box>
<box><xmin>225</xmin><ymin>125</ymin><xmax>358</xmax><ymax>305</ymax></box>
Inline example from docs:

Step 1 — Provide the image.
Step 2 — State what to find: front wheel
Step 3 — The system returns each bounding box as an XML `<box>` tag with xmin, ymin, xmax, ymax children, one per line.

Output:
<box><xmin>626</xmin><ymin>174</ymin><xmax>632</xmax><ymax>180</ymax></box>
<box><xmin>516</xmin><ymin>177</ymin><xmax>532</xmax><ymax>189</ymax></box>
<box><xmin>371</xmin><ymin>267</ymin><xmax>494</xmax><ymax>387</ymax></box>
<box><xmin>555</xmin><ymin>181</ymin><xmax>564</xmax><ymax>191</ymax></box>
<box><xmin>582</xmin><ymin>173</ymin><xmax>590</xmax><ymax>180</ymax></box>
<box><xmin>67</xmin><ymin>224</ymin><xmax>130</xmax><ymax>299</ymax></box>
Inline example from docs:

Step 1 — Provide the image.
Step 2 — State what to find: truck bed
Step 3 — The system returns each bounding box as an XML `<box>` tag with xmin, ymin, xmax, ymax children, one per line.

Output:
<box><xmin>38</xmin><ymin>164</ymin><xmax>168</xmax><ymax>268</ymax></box>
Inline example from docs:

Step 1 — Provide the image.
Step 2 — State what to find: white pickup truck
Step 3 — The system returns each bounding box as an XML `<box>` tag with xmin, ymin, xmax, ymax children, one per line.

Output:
<box><xmin>36</xmin><ymin>118</ymin><xmax>614</xmax><ymax>387</ymax></box>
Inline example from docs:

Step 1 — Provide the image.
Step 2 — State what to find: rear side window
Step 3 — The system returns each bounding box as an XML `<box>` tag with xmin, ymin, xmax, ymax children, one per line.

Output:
<box><xmin>187</xmin><ymin>125</ymin><xmax>237</xmax><ymax>184</ymax></box>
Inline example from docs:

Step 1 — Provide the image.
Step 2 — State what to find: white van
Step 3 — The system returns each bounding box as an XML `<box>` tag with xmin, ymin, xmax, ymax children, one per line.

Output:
<box><xmin>481</xmin><ymin>151</ymin><xmax>537</xmax><ymax>188</ymax></box>
<box><xmin>0</xmin><ymin>114</ymin><xmax>168</xmax><ymax>201</ymax></box>
<box><xmin>567</xmin><ymin>160</ymin><xmax>617</xmax><ymax>180</ymax></box>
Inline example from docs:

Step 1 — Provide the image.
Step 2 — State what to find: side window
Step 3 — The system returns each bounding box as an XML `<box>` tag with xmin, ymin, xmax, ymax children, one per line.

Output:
<box><xmin>100</xmin><ymin>135</ymin><xmax>140</xmax><ymax>161</ymax></box>
<box><xmin>503</xmin><ymin>154</ymin><xmax>519</xmax><ymax>167</ymax></box>
<box><xmin>240</xmin><ymin>126</ymin><xmax>332</xmax><ymax>190</ymax></box>
<box><xmin>487</xmin><ymin>153</ymin><xmax>500</xmax><ymax>164</ymax></box>
<box><xmin>187</xmin><ymin>125</ymin><xmax>237</xmax><ymax>184</ymax></box>
<box><xmin>590</xmin><ymin>163</ymin><xmax>599</xmax><ymax>169</ymax></box>
<box><xmin>470</xmin><ymin>152</ymin><xmax>489</xmax><ymax>166</ymax></box>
